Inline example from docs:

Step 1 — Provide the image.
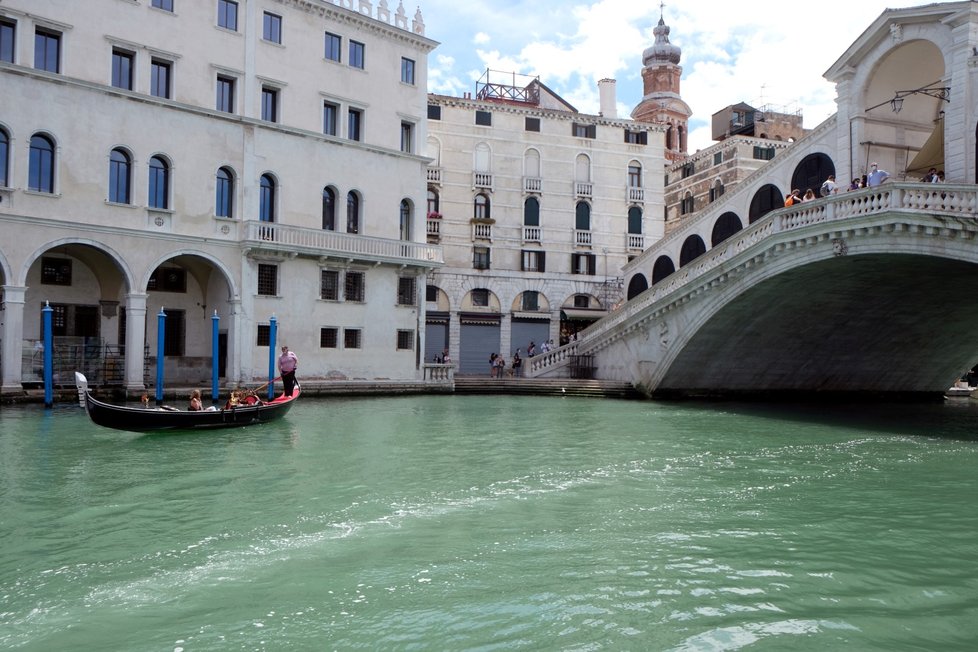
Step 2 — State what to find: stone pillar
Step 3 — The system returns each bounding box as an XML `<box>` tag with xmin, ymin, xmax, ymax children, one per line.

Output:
<box><xmin>124</xmin><ymin>293</ymin><xmax>148</xmax><ymax>391</ymax></box>
<box><xmin>1</xmin><ymin>285</ymin><xmax>26</xmax><ymax>395</ymax></box>
<box><xmin>228</xmin><ymin>298</ymin><xmax>243</xmax><ymax>386</ymax></box>
<box><xmin>499</xmin><ymin>312</ymin><xmax>512</xmax><ymax>360</ymax></box>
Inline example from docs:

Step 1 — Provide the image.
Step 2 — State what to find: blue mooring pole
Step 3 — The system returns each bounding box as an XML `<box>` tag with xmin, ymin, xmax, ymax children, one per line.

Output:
<box><xmin>211</xmin><ymin>310</ymin><xmax>220</xmax><ymax>403</ymax></box>
<box><xmin>267</xmin><ymin>314</ymin><xmax>277</xmax><ymax>401</ymax></box>
<box><xmin>42</xmin><ymin>301</ymin><xmax>53</xmax><ymax>407</ymax></box>
<box><xmin>155</xmin><ymin>307</ymin><xmax>166</xmax><ymax>405</ymax></box>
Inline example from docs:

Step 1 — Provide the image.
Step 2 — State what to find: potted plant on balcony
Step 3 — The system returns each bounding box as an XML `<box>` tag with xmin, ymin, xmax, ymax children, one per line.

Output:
<box><xmin>427</xmin><ymin>211</ymin><xmax>442</xmax><ymax>219</ymax></box>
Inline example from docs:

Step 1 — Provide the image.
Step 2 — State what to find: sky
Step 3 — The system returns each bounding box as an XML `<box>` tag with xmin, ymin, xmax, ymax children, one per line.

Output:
<box><xmin>418</xmin><ymin>0</ymin><xmax>926</xmax><ymax>152</ymax></box>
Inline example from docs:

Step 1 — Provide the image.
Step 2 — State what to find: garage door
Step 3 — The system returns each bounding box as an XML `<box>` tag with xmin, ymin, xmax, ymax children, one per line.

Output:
<box><xmin>424</xmin><ymin>321</ymin><xmax>448</xmax><ymax>363</ymax></box>
<box><xmin>510</xmin><ymin>319</ymin><xmax>550</xmax><ymax>357</ymax></box>
<box><xmin>459</xmin><ymin>322</ymin><xmax>500</xmax><ymax>375</ymax></box>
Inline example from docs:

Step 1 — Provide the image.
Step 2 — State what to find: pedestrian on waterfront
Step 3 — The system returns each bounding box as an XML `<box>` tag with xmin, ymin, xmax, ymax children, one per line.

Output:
<box><xmin>512</xmin><ymin>350</ymin><xmax>522</xmax><ymax>377</ymax></box>
<box><xmin>278</xmin><ymin>345</ymin><xmax>298</xmax><ymax>396</ymax></box>
<box><xmin>867</xmin><ymin>162</ymin><xmax>889</xmax><ymax>187</ymax></box>
<box><xmin>188</xmin><ymin>389</ymin><xmax>203</xmax><ymax>411</ymax></box>
<box><xmin>528</xmin><ymin>341</ymin><xmax>536</xmax><ymax>357</ymax></box>
<box><xmin>442</xmin><ymin>348</ymin><xmax>452</xmax><ymax>365</ymax></box>
<box><xmin>494</xmin><ymin>354</ymin><xmax>505</xmax><ymax>378</ymax></box>
<box><xmin>489</xmin><ymin>353</ymin><xmax>498</xmax><ymax>378</ymax></box>
<box><xmin>820</xmin><ymin>175</ymin><xmax>838</xmax><ymax>196</ymax></box>
<box><xmin>541</xmin><ymin>340</ymin><xmax>550</xmax><ymax>354</ymax></box>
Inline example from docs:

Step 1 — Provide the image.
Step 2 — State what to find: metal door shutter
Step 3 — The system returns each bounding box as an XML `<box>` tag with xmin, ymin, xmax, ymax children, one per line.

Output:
<box><xmin>510</xmin><ymin>320</ymin><xmax>550</xmax><ymax>357</ymax></box>
<box><xmin>459</xmin><ymin>323</ymin><xmax>500</xmax><ymax>375</ymax></box>
<box><xmin>424</xmin><ymin>322</ymin><xmax>448</xmax><ymax>363</ymax></box>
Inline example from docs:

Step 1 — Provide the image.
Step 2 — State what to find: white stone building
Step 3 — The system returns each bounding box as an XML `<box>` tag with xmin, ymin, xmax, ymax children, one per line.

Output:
<box><xmin>0</xmin><ymin>0</ymin><xmax>439</xmax><ymax>394</ymax></box>
<box><xmin>425</xmin><ymin>73</ymin><xmax>666</xmax><ymax>374</ymax></box>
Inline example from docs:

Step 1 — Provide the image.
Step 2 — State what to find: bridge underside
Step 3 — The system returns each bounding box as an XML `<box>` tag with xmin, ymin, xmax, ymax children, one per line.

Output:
<box><xmin>656</xmin><ymin>254</ymin><xmax>978</xmax><ymax>398</ymax></box>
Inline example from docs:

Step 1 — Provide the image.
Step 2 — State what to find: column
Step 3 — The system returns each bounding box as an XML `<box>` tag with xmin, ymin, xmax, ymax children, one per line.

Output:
<box><xmin>227</xmin><ymin>298</ymin><xmax>243</xmax><ymax>386</ymax></box>
<box><xmin>499</xmin><ymin>312</ymin><xmax>512</xmax><ymax>360</ymax></box>
<box><xmin>0</xmin><ymin>285</ymin><xmax>26</xmax><ymax>395</ymax></box>
<box><xmin>124</xmin><ymin>293</ymin><xmax>148</xmax><ymax>391</ymax></box>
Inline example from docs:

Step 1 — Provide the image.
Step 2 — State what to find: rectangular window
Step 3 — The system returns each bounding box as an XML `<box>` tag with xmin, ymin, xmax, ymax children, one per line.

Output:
<box><xmin>262</xmin><ymin>12</ymin><xmax>282</xmax><ymax>44</ymax></box>
<box><xmin>261</xmin><ymin>86</ymin><xmax>278</xmax><ymax>122</ymax></box>
<box><xmin>475</xmin><ymin>110</ymin><xmax>492</xmax><ymax>126</ymax></box>
<box><xmin>571</xmin><ymin>253</ymin><xmax>596</xmax><ymax>275</ymax></box>
<box><xmin>344</xmin><ymin>328</ymin><xmax>362</xmax><ymax>349</ymax></box>
<box><xmin>163</xmin><ymin>309</ymin><xmax>185</xmax><ymax>356</ymax></box>
<box><xmin>525</xmin><ymin>117</ymin><xmax>540</xmax><ymax>132</ymax></box>
<box><xmin>216</xmin><ymin>75</ymin><xmax>235</xmax><ymax>113</ymax></box>
<box><xmin>348</xmin><ymin>108</ymin><xmax>362</xmax><ymax>141</ymax></box>
<box><xmin>320</xmin><ymin>327</ymin><xmax>338</xmax><ymax>348</ymax></box>
<box><xmin>34</xmin><ymin>28</ymin><xmax>60</xmax><ymax>73</ymax></box>
<box><xmin>147</xmin><ymin>267</ymin><xmax>187</xmax><ymax>292</ymax></box>
<box><xmin>41</xmin><ymin>257</ymin><xmax>72</xmax><ymax>286</ymax></box>
<box><xmin>624</xmin><ymin>130</ymin><xmax>647</xmax><ymax>144</ymax></box>
<box><xmin>713</xmin><ymin>151</ymin><xmax>723</xmax><ymax>166</ymax></box>
<box><xmin>400</xmin><ymin>122</ymin><xmax>413</xmax><ymax>153</ymax></box>
<box><xmin>401</xmin><ymin>57</ymin><xmax>415</xmax><ymax>84</ymax></box>
<box><xmin>396</xmin><ymin>330</ymin><xmax>414</xmax><ymax>350</ymax></box>
<box><xmin>521</xmin><ymin>250</ymin><xmax>546</xmax><ymax>273</ymax></box>
<box><xmin>111</xmin><ymin>48</ymin><xmax>134</xmax><ymax>90</ymax></box>
<box><xmin>681</xmin><ymin>162</ymin><xmax>695</xmax><ymax>178</ymax></box>
<box><xmin>471</xmin><ymin>288</ymin><xmax>489</xmax><ymax>307</ymax></box>
<box><xmin>257</xmin><ymin>263</ymin><xmax>277</xmax><ymax>296</ymax></box>
<box><xmin>397</xmin><ymin>277</ymin><xmax>416</xmax><ymax>306</ymax></box>
<box><xmin>320</xmin><ymin>269</ymin><xmax>339</xmax><ymax>300</ymax></box>
<box><xmin>521</xmin><ymin>291</ymin><xmax>539</xmax><ymax>311</ymax></box>
<box><xmin>151</xmin><ymin>0</ymin><xmax>174</xmax><ymax>11</ymax></box>
<box><xmin>349</xmin><ymin>40</ymin><xmax>364</xmax><ymax>69</ymax></box>
<box><xmin>427</xmin><ymin>104</ymin><xmax>441</xmax><ymax>120</ymax></box>
<box><xmin>426</xmin><ymin>284</ymin><xmax>438</xmax><ymax>302</ymax></box>
<box><xmin>323</xmin><ymin>102</ymin><xmax>338</xmax><ymax>136</ymax></box>
<box><xmin>628</xmin><ymin>165</ymin><xmax>642</xmax><ymax>188</ymax></box>
<box><xmin>574</xmin><ymin>294</ymin><xmax>590</xmax><ymax>308</ymax></box>
<box><xmin>324</xmin><ymin>32</ymin><xmax>341</xmax><ymax>62</ymax></box>
<box><xmin>257</xmin><ymin>323</ymin><xmax>270</xmax><ymax>346</ymax></box>
<box><xmin>0</xmin><ymin>18</ymin><xmax>15</xmax><ymax>64</ymax></box>
<box><xmin>753</xmin><ymin>146</ymin><xmax>775</xmax><ymax>161</ymax></box>
<box><xmin>573</xmin><ymin>123</ymin><xmax>596</xmax><ymax>138</ymax></box>
<box><xmin>150</xmin><ymin>58</ymin><xmax>171</xmax><ymax>98</ymax></box>
<box><xmin>345</xmin><ymin>271</ymin><xmax>364</xmax><ymax>302</ymax></box>
<box><xmin>473</xmin><ymin>246</ymin><xmax>490</xmax><ymax>270</ymax></box>
<box><xmin>217</xmin><ymin>0</ymin><xmax>238</xmax><ymax>31</ymax></box>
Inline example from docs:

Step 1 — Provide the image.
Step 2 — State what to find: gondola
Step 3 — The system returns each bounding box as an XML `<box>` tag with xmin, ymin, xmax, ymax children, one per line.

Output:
<box><xmin>75</xmin><ymin>372</ymin><xmax>299</xmax><ymax>432</ymax></box>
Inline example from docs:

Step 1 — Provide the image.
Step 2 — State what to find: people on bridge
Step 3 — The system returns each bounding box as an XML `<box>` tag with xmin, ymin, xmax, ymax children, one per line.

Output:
<box><xmin>784</xmin><ymin>189</ymin><xmax>801</xmax><ymax>207</ymax></box>
<box><xmin>801</xmin><ymin>189</ymin><xmax>816</xmax><ymax>202</ymax></box>
<box><xmin>820</xmin><ymin>175</ymin><xmax>838</xmax><ymax>196</ymax></box>
<box><xmin>867</xmin><ymin>162</ymin><xmax>890</xmax><ymax>187</ymax></box>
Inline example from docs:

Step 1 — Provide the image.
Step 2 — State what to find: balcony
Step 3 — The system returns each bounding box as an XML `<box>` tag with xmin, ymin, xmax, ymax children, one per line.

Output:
<box><xmin>524</xmin><ymin>176</ymin><xmax>542</xmax><ymax>193</ymax></box>
<box><xmin>427</xmin><ymin>217</ymin><xmax>442</xmax><ymax>242</ymax></box>
<box><xmin>427</xmin><ymin>167</ymin><xmax>442</xmax><ymax>184</ymax></box>
<box><xmin>474</xmin><ymin>172</ymin><xmax>493</xmax><ymax>190</ymax></box>
<box><xmin>574</xmin><ymin>229</ymin><xmax>592</xmax><ymax>247</ymax></box>
<box><xmin>627</xmin><ymin>233</ymin><xmax>645</xmax><ymax>250</ymax></box>
<box><xmin>575</xmin><ymin>182</ymin><xmax>593</xmax><ymax>198</ymax></box>
<box><xmin>472</xmin><ymin>221</ymin><xmax>493</xmax><ymax>241</ymax></box>
<box><xmin>523</xmin><ymin>226</ymin><xmax>542</xmax><ymax>243</ymax></box>
<box><xmin>243</xmin><ymin>220</ymin><xmax>443</xmax><ymax>265</ymax></box>
<box><xmin>627</xmin><ymin>186</ymin><xmax>645</xmax><ymax>203</ymax></box>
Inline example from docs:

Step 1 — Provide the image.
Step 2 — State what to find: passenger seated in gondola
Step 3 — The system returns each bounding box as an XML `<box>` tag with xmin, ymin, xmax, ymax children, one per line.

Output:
<box><xmin>189</xmin><ymin>389</ymin><xmax>203</xmax><ymax>411</ymax></box>
<box><xmin>224</xmin><ymin>389</ymin><xmax>242</xmax><ymax>410</ymax></box>
<box><xmin>243</xmin><ymin>391</ymin><xmax>263</xmax><ymax>406</ymax></box>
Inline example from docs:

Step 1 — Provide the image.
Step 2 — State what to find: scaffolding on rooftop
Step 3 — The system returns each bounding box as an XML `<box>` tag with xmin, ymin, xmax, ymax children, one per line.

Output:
<box><xmin>476</xmin><ymin>69</ymin><xmax>540</xmax><ymax>104</ymax></box>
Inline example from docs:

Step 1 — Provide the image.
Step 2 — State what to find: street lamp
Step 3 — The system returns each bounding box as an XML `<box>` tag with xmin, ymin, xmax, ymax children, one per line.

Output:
<box><xmin>866</xmin><ymin>84</ymin><xmax>950</xmax><ymax>113</ymax></box>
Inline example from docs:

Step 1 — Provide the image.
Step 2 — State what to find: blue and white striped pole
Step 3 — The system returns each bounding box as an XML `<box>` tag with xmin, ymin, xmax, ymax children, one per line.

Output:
<box><xmin>42</xmin><ymin>301</ymin><xmax>53</xmax><ymax>407</ymax></box>
<box><xmin>211</xmin><ymin>310</ymin><xmax>220</xmax><ymax>403</ymax></box>
<box><xmin>155</xmin><ymin>307</ymin><xmax>166</xmax><ymax>405</ymax></box>
<box><xmin>267</xmin><ymin>314</ymin><xmax>277</xmax><ymax>401</ymax></box>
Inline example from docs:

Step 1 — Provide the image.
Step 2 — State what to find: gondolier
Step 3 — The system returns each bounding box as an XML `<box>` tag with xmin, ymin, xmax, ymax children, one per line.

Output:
<box><xmin>278</xmin><ymin>345</ymin><xmax>299</xmax><ymax>397</ymax></box>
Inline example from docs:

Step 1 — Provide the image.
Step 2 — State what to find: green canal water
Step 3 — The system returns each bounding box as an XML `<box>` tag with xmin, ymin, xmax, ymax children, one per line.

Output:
<box><xmin>1</xmin><ymin>395</ymin><xmax>976</xmax><ymax>651</ymax></box>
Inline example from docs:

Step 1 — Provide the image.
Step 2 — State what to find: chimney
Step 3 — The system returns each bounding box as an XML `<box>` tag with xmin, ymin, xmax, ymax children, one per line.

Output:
<box><xmin>598</xmin><ymin>78</ymin><xmax>617</xmax><ymax>118</ymax></box>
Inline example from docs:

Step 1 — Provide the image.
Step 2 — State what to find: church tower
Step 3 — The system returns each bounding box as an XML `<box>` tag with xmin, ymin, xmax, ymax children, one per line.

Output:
<box><xmin>631</xmin><ymin>7</ymin><xmax>692</xmax><ymax>162</ymax></box>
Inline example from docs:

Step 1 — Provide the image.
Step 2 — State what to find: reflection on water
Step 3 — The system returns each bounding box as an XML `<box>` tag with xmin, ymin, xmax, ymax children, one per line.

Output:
<box><xmin>1</xmin><ymin>396</ymin><xmax>976</xmax><ymax>651</ymax></box>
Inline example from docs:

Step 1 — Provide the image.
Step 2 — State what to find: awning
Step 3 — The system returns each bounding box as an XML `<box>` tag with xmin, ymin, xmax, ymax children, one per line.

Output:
<box><xmin>906</xmin><ymin>116</ymin><xmax>943</xmax><ymax>177</ymax></box>
<box><xmin>512</xmin><ymin>311</ymin><xmax>551</xmax><ymax>321</ymax></box>
<box><xmin>460</xmin><ymin>312</ymin><xmax>501</xmax><ymax>326</ymax></box>
<box><xmin>425</xmin><ymin>311</ymin><xmax>449</xmax><ymax>324</ymax></box>
<box><xmin>560</xmin><ymin>308</ymin><xmax>608</xmax><ymax>321</ymax></box>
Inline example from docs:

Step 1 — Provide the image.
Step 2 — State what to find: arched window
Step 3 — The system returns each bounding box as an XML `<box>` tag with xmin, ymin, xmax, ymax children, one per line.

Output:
<box><xmin>680</xmin><ymin>191</ymin><xmax>694</xmax><ymax>215</ymax></box>
<box><xmin>791</xmin><ymin>153</ymin><xmax>835</xmax><ymax>197</ymax></box>
<box><xmin>427</xmin><ymin>187</ymin><xmax>439</xmax><ymax>216</ymax></box>
<box><xmin>627</xmin><ymin>206</ymin><xmax>642</xmax><ymax>234</ymax></box>
<box><xmin>0</xmin><ymin>128</ymin><xmax>9</xmax><ymax>187</ymax></box>
<box><xmin>523</xmin><ymin>196</ymin><xmax>539</xmax><ymax>226</ymax></box>
<box><xmin>679</xmin><ymin>235</ymin><xmax>707</xmax><ymax>267</ymax></box>
<box><xmin>474</xmin><ymin>193</ymin><xmax>490</xmax><ymax>220</ymax></box>
<box><xmin>628</xmin><ymin>163</ymin><xmax>642</xmax><ymax>188</ymax></box>
<box><xmin>627</xmin><ymin>274</ymin><xmax>648</xmax><ymax>300</ymax></box>
<box><xmin>148</xmin><ymin>155</ymin><xmax>169</xmax><ymax>209</ymax></box>
<box><xmin>709</xmin><ymin>179</ymin><xmax>724</xmax><ymax>202</ymax></box>
<box><xmin>524</xmin><ymin>148</ymin><xmax>541</xmax><ymax>179</ymax></box>
<box><xmin>651</xmin><ymin>256</ymin><xmax>675</xmax><ymax>285</ymax></box>
<box><xmin>260</xmin><ymin>174</ymin><xmax>276</xmax><ymax>223</ymax></box>
<box><xmin>108</xmin><ymin>148</ymin><xmax>131</xmax><ymax>204</ymax></box>
<box><xmin>749</xmin><ymin>184</ymin><xmax>784</xmax><ymax>223</ymax></box>
<box><xmin>575</xmin><ymin>154</ymin><xmax>590</xmax><ymax>182</ymax></box>
<box><xmin>678</xmin><ymin>125</ymin><xmax>686</xmax><ymax>152</ymax></box>
<box><xmin>346</xmin><ymin>191</ymin><xmax>359</xmax><ymax>233</ymax></box>
<box><xmin>665</xmin><ymin>125</ymin><xmax>674</xmax><ymax>151</ymax></box>
<box><xmin>29</xmin><ymin>134</ymin><xmax>55</xmax><ymax>193</ymax></box>
<box><xmin>712</xmin><ymin>212</ymin><xmax>743</xmax><ymax>246</ymax></box>
<box><xmin>400</xmin><ymin>198</ymin><xmax>412</xmax><ymax>241</ymax></box>
<box><xmin>474</xmin><ymin>142</ymin><xmax>491</xmax><ymax>172</ymax></box>
<box><xmin>216</xmin><ymin>167</ymin><xmax>234</xmax><ymax>218</ymax></box>
<box><xmin>575</xmin><ymin>201</ymin><xmax>590</xmax><ymax>231</ymax></box>
<box><xmin>322</xmin><ymin>186</ymin><xmax>336</xmax><ymax>230</ymax></box>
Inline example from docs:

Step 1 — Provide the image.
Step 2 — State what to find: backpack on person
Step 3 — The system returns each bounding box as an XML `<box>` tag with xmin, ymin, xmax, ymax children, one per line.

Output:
<box><xmin>820</xmin><ymin>181</ymin><xmax>830</xmax><ymax>197</ymax></box>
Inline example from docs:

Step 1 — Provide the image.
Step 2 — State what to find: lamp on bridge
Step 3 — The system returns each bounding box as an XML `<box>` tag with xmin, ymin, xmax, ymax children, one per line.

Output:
<box><xmin>866</xmin><ymin>84</ymin><xmax>950</xmax><ymax>113</ymax></box>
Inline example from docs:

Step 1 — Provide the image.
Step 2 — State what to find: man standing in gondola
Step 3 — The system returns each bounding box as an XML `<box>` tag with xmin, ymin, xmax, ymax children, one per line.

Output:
<box><xmin>278</xmin><ymin>345</ymin><xmax>298</xmax><ymax>397</ymax></box>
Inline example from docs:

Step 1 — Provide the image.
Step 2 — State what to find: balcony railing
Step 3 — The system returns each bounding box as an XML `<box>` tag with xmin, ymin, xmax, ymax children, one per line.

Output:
<box><xmin>574</xmin><ymin>229</ymin><xmax>592</xmax><ymax>246</ymax></box>
<box><xmin>474</xmin><ymin>172</ymin><xmax>493</xmax><ymax>190</ymax></box>
<box><xmin>575</xmin><ymin>182</ymin><xmax>593</xmax><ymax>198</ymax></box>
<box><xmin>627</xmin><ymin>186</ymin><xmax>645</xmax><ymax>203</ymax></box>
<box><xmin>243</xmin><ymin>220</ymin><xmax>443</xmax><ymax>265</ymax></box>
<box><xmin>523</xmin><ymin>226</ymin><xmax>542</xmax><ymax>243</ymax></box>
<box><xmin>524</xmin><ymin>176</ymin><xmax>542</xmax><ymax>193</ymax></box>
<box><xmin>627</xmin><ymin>233</ymin><xmax>644</xmax><ymax>250</ymax></box>
<box><xmin>427</xmin><ymin>167</ymin><xmax>442</xmax><ymax>184</ymax></box>
<box><xmin>472</xmin><ymin>221</ymin><xmax>492</xmax><ymax>241</ymax></box>
<box><xmin>427</xmin><ymin>218</ymin><xmax>442</xmax><ymax>239</ymax></box>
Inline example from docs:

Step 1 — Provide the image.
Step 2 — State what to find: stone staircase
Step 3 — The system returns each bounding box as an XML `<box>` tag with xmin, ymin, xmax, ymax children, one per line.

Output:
<box><xmin>453</xmin><ymin>376</ymin><xmax>639</xmax><ymax>399</ymax></box>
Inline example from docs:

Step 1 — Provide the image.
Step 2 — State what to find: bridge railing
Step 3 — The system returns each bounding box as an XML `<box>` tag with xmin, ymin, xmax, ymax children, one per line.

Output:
<box><xmin>528</xmin><ymin>183</ymin><xmax>978</xmax><ymax>377</ymax></box>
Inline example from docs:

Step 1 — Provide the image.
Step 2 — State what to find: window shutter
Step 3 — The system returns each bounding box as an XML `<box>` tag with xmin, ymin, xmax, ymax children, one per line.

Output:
<box><xmin>539</xmin><ymin>251</ymin><xmax>546</xmax><ymax>273</ymax></box>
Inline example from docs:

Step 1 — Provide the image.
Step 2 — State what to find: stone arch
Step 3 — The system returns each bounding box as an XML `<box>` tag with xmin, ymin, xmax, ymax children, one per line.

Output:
<box><xmin>575</xmin><ymin>153</ymin><xmax>591</xmax><ymax>182</ymax></box>
<box><xmin>426</xmin><ymin>135</ymin><xmax>441</xmax><ymax>166</ymax></box>
<box><xmin>524</xmin><ymin>147</ymin><xmax>541</xmax><ymax>178</ymax></box>
<box><xmin>0</xmin><ymin>250</ymin><xmax>12</xmax><ymax>286</ymax></box>
<box><xmin>141</xmin><ymin>250</ymin><xmax>238</xmax><ymax>301</ymax></box>
<box><xmin>652</xmin><ymin>255</ymin><xmax>675</xmax><ymax>285</ymax></box>
<box><xmin>712</xmin><ymin>212</ymin><xmax>743</xmax><ymax>246</ymax></box>
<box><xmin>791</xmin><ymin>153</ymin><xmax>835</xmax><ymax>197</ymax></box>
<box><xmin>749</xmin><ymin>183</ymin><xmax>784</xmax><ymax>223</ymax></box>
<box><xmin>21</xmin><ymin>238</ymin><xmax>134</xmax><ymax>291</ymax></box>
<box><xmin>679</xmin><ymin>234</ymin><xmax>706</xmax><ymax>267</ymax></box>
<box><xmin>474</xmin><ymin>142</ymin><xmax>491</xmax><ymax>172</ymax></box>
<box><xmin>627</xmin><ymin>273</ymin><xmax>648</xmax><ymax>300</ymax></box>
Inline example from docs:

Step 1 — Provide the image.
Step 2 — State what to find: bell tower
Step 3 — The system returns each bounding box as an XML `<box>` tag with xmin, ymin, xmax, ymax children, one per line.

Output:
<box><xmin>631</xmin><ymin>5</ymin><xmax>692</xmax><ymax>161</ymax></box>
